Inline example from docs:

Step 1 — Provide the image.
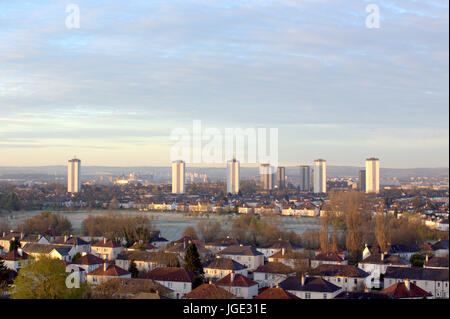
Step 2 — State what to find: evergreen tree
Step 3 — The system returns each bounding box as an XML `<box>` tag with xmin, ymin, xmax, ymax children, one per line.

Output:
<box><xmin>183</xmin><ymin>243</ymin><xmax>204</xmax><ymax>275</ymax></box>
<box><xmin>128</xmin><ymin>260</ymin><xmax>139</xmax><ymax>278</ymax></box>
<box><xmin>9</xmin><ymin>238</ymin><xmax>21</xmax><ymax>252</ymax></box>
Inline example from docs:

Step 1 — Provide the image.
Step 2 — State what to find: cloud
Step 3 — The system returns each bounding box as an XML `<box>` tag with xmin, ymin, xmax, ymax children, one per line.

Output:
<box><xmin>0</xmin><ymin>0</ymin><xmax>448</xmax><ymax>167</ymax></box>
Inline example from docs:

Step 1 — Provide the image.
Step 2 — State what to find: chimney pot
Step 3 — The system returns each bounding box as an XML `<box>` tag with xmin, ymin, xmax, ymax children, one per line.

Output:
<box><xmin>103</xmin><ymin>263</ymin><xmax>107</xmax><ymax>271</ymax></box>
<box><xmin>282</xmin><ymin>248</ymin><xmax>286</xmax><ymax>256</ymax></box>
<box><xmin>230</xmin><ymin>272</ymin><xmax>235</xmax><ymax>282</ymax></box>
<box><xmin>104</xmin><ymin>237</ymin><xmax>107</xmax><ymax>244</ymax></box>
<box><xmin>64</xmin><ymin>235</ymin><xmax>68</xmax><ymax>242</ymax></box>
<box><xmin>381</xmin><ymin>253</ymin><xmax>384</xmax><ymax>261</ymax></box>
<box><xmin>405</xmin><ymin>278</ymin><xmax>410</xmax><ymax>290</ymax></box>
<box><xmin>17</xmin><ymin>248</ymin><xmax>23</xmax><ymax>256</ymax></box>
<box><xmin>425</xmin><ymin>255</ymin><xmax>429</xmax><ymax>263</ymax></box>
<box><xmin>301</xmin><ymin>274</ymin><xmax>305</xmax><ymax>286</ymax></box>
<box><xmin>20</xmin><ymin>232</ymin><xmax>24</xmax><ymax>239</ymax></box>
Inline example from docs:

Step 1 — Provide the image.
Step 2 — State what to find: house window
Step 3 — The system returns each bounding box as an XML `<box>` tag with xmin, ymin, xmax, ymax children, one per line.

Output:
<box><xmin>168</xmin><ymin>282</ymin><xmax>173</xmax><ymax>288</ymax></box>
<box><xmin>437</xmin><ymin>282</ymin><xmax>440</xmax><ymax>287</ymax></box>
<box><xmin>184</xmin><ymin>283</ymin><xmax>187</xmax><ymax>289</ymax></box>
<box><xmin>344</xmin><ymin>278</ymin><xmax>348</xmax><ymax>283</ymax></box>
<box><xmin>323</xmin><ymin>294</ymin><xmax>327</xmax><ymax>299</ymax></box>
<box><xmin>337</xmin><ymin>278</ymin><xmax>341</xmax><ymax>283</ymax></box>
<box><xmin>354</xmin><ymin>279</ymin><xmax>358</xmax><ymax>284</ymax></box>
<box><xmin>305</xmin><ymin>293</ymin><xmax>311</xmax><ymax>299</ymax></box>
<box><xmin>265</xmin><ymin>274</ymin><xmax>269</xmax><ymax>280</ymax></box>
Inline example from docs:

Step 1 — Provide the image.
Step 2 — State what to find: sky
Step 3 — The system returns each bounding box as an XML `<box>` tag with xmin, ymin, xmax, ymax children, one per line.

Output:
<box><xmin>0</xmin><ymin>0</ymin><xmax>448</xmax><ymax>168</ymax></box>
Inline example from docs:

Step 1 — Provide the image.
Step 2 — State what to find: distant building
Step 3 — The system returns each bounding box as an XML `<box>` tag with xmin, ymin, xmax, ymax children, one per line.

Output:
<box><xmin>276</xmin><ymin>167</ymin><xmax>286</xmax><ymax>189</ymax></box>
<box><xmin>358</xmin><ymin>170</ymin><xmax>366</xmax><ymax>192</ymax></box>
<box><xmin>299</xmin><ymin>165</ymin><xmax>311</xmax><ymax>192</ymax></box>
<box><xmin>172</xmin><ymin>160</ymin><xmax>185</xmax><ymax>194</ymax></box>
<box><xmin>227</xmin><ymin>158</ymin><xmax>240</xmax><ymax>194</ymax></box>
<box><xmin>313</xmin><ymin>159</ymin><xmax>326</xmax><ymax>193</ymax></box>
<box><xmin>67</xmin><ymin>158</ymin><xmax>81</xmax><ymax>193</ymax></box>
<box><xmin>365</xmin><ymin>158</ymin><xmax>380</xmax><ymax>194</ymax></box>
<box><xmin>260</xmin><ymin>164</ymin><xmax>275</xmax><ymax>191</ymax></box>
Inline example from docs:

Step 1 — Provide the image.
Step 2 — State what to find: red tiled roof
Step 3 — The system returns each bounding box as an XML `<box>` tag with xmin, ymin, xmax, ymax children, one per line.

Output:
<box><xmin>92</xmin><ymin>239</ymin><xmax>122</xmax><ymax>248</ymax></box>
<box><xmin>183</xmin><ymin>284</ymin><xmax>236</xmax><ymax>299</ymax></box>
<box><xmin>380</xmin><ymin>281</ymin><xmax>432</xmax><ymax>299</ymax></box>
<box><xmin>142</xmin><ymin>267</ymin><xmax>195</xmax><ymax>283</ymax></box>
<box><xmin>2</xmin><ymin>250</ymin><xmax>29</xmax><ymax>261</ymax></box>
<box><xmin>215</xmin><ymin>273</ymin><xmax>258</xmax><ymax>288</ymax></box>
<box><xmin>254</xmin><ymin>287</ymin><xmax>300</xmax><ymax>299</ymax></box>
<box><xmin>87</xmin><ymin>264</ymin><xmax>130</xmax><ymax>277</ymax></box>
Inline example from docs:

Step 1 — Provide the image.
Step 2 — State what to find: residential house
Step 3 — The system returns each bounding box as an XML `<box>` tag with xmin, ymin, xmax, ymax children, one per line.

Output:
<box><xmin>218</xmin><ymin>245</ymin><xmax>264</xmax><ymax>271</ymax></box>
<box><xmin>254</xmin><ymin>287</ymin><xmax>300</xmax><ymax>299</ymax></box>
<box><xmin>424</xmin><ymin>255</ymin><xmax>449</xmax><ymax>269</ymax></box>
<box><xmin>308</xmin><ymin>264</ymin><xmax>370</xmax><ymax>292</ymax></box>
<box><xmin>204</xmin><ymin>236</ymin><xmax>250</xmax><ymax>254</ymax></box>
<box><xmin>279</xmin><ymin>275</ymin><xmax>342</xmax><ymax>299</ymax></box>
<box><xmin>87</xmin><ymin>263</ymin><xmax>131</xmax><ymax>285</ymax></box>
<box><xmin>20</xmin><ymin>234</ymin><xmax>49</xmax><ymax>246</ymax></box>
<box><xmin>358</xmin><ymin>253</ymin><xmax>410</xmax><ymax>289</ymax></box>
<box><xmin>51</xmin><ymin>235</ymin><xmax>90</xmax><ymax>255</ymax></box>
<box><xmin>268</xmin><ymin>250</ymin><xmax>309</xmax><ymax>269</ymax></box>
<box><xmin>183</xmin><ymin>283</ymin><xmax>236</xmax><ymax>299</ymax></box>
<box><xmin>215</xmin><ymin>273</ymin><xmax>259</xmax><ymax>299</ymax></box>
<box><xmin>151</xmin><ymin>236</ymin><xmax>169</xmax><ymax>249</ymax></box>
<box><xmin>311</xmin><ymin>251</ymin><xmax>348</xmax><ymax>268</ymax></box>
<box><xmin>257</xmin><ymin>239</ymin><xmax>303</xmax><ymax>260</ymax></box>
<box><xmin>71</xmin><ymin>252</ymin><xmax>105</xmax><ymax>273</ymax></box>
<box><xmin>91</xmin><ymin>238</ymin><xmax>124</xmax><ymax>260</ymax></box>
<box><xmin>384</xmin><ymin>266</ymin><xmax>449</xmax><ymax>299</ymax></box>
<box><xmin>253</xmin><ymin>262</ymin><xmax>296</xmax><ymax>288</ymax></box>
<box><xmin>142</xmin><ymin>267</ymin><xmax>195</xmax><ymax>299</ymax></box>
<box><xmin>22</xmin><ymin>243</ymin><xmax>76</xmax><ymax>261</ymax></box>
<box><xmin>380</xmin><ymin>279</ymin><xmax>433</xmax><ymax>299</ymax></box>
<box><xmin>116</xmin><ymin>251</ymin><xmax>180</xmax><ymax>272</ymax></box>
<box><xmin>127</xmin><ymin>241</ymin><xmax>158</xmax><ymax>252</ymax></box>
<box><xmin>362</xmin><ymin>243</ymin><xmax>419</xmax><ymax>261</ymax></box>
<box><xmin>203</xmin><ymin>257</ymin><xmax>248</xmax><ymax>280</ymax></box>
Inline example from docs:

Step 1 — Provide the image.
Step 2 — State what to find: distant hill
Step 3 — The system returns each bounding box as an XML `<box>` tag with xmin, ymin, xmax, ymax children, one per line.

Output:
<box><xmin>0</xmin><ymin>165</ymin><xmax>448</xmax><ymax>179</ymax></box>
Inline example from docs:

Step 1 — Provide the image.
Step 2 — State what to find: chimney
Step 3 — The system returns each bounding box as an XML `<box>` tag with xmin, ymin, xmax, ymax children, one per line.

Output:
<box><xmin>301</xmin><ymin>274</ymin><xmax>305</xmax><ymax>286</ymax></box>
<box><xmin>38</xmin><ymin>234</ymin><xmax>42</xmax><ymax>240</ymax></box>
<box><xmin>17</xmin><ymin>248</ymin><xmax>23</xmax><ymax>256</ymax></box>
<box><xmin>425</xmin><ymin>255</ymin><xmax>429</xmax><ymax>263</ymax></box>
<box><xmin>103</xmin><ymin>237</ymin><xmax>107</xmax><ymax>244</ymax></box>
<box><xmin>282</xmin><ymin>248</ymin><xmax>286</xmax><ymax>256</ymax></box>
<box><xmin>10</xmin><ymin>229</ymin><xmax>13</xmax><ymax>233</ymax></box>
<box><xmin>81</xmin><ymin>252</ymin><xmax>87</xmax><ymax>256</ymax></box>
<box><xmin>64</xmin><ymin>235</ymin><xmax>68</xmax><ymax>242</ymax></box>
<box><xmin>405</xmin><ymin>278</ymin><xmax>410</xmax><ymax>290</ymax></box>
<box><xmin>239</xmin><ymin>244</ymin><xmax>243</xmax><ymax>247</ymax></box>
<box><xmin>380</xmin><ymin>253</ymin><xmax>384</xmax><ymax>261</ymax></box>
<box><xmin>103</xmin><ymin>263</ymin><xmax>108</xmax><ymax>272</ymax></box>
<box><xmin>2</xmin><ymin>232</ymin><xmax>5</xmax><ymax>238</ymax></box>
<box><xmin>20</xmin><ymin>232</ymin><xmax>24</xmax><ymax>239</ymax></box>
<box><xmin>208</xmin><ymin>279</ymin><xmax>213</xmax><ymax>285</ymax></box>
<box><xmin>230</xmin><ymin>272</ymin><xmax>235</xmax><ymax>282</ymax></box>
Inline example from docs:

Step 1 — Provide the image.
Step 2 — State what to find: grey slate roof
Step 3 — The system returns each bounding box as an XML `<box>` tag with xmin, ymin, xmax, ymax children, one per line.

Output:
<box><xmin>309</xmin><ymin>264</ymin><xmax>370</xmax><ymax>278</ymax></box>
<box><xmin>218</xmin><ymin>245</ymin><xmax>263</xmax><ymax>256</ymax></box>
<box><xmin>203</xmin><ymin>258</ymin><xmax>247</xmax><ymax>271</ymax></box>
<box><xmin>279</xmin><ymin>276</ymin><xmax>341</xmax><ymax>293</ymax></box>
<box><xmin>384</xmin><ymin>266</ymin><xmax>449</xmax><ymax>282</ymax></box>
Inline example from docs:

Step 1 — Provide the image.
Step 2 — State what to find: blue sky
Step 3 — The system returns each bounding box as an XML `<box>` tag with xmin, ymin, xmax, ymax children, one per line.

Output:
<box><xmin>0</xmin><ymin>0</ymin><xmax>448</xmax><ymax>168</ymax></box>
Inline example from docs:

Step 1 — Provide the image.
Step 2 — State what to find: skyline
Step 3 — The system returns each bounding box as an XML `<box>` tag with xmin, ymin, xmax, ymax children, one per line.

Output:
<box><xmin>0</xmin><ymin>0</ymin><xmax>448</xmax><ymax>168</ymax></box>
